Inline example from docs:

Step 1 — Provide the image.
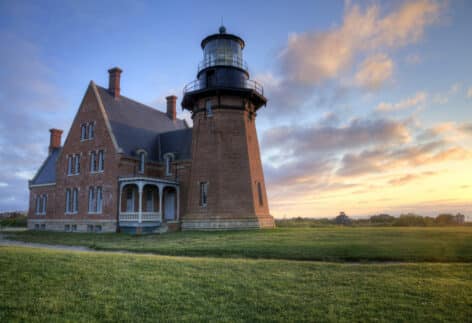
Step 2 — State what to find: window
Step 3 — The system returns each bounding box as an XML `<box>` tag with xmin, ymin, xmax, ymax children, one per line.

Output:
<box><xmin>65</xmin><ymin>224</ymin><xmax>70</xmax><ymax>232</ymax></box>
<box><xmin>88</xmin><ymin>187</ymin><xmax>95</xmax><ymax>213</ymax></box>
<box><xmin>90</xmin><ymin>151</ymin><xmax>96</xmax><ymax>172</ymax></box>
<box><xmin>98</xmin><ymin>150</ymin><xmax>104</xmax><ymax>172</ymax></box>
<box><xmin>35</xmin><ymin>224</ymin><xmax>39</xmax><ymax>230</ymax></box>
<box><xmin>40</xmin><ymin>224</ymin><xmax>46</xmax><ymax>230</ymax></box>
<box><xmin>87</xmin><ymin>224</ymin><xmax>94</xmax><ymax>232</ymax></box>
<box><xmin>88</xmin><ymin>122</ymin><xmax>94</xmax><ymax>139</ymax></box>
<box><xmin>146</xmin><ymin>189</ymin><xmax>153</xmax><ymax>212</ymax></box>
<box><xmin>205</xmin><ymin>99</ymin><xmax>213</xmax><ymax>117</ymax></box>
<box><xmin>65</xmin><ymin>189</ymin><xmax>71</xmax><ymax>213</ymax></box>
<box><xmin>71</xmin><ymin>224</ymin><xmax>77</xmax><ymax>232</ymax></box>
<box><xmin>257</xmin><ymin>182</ymin><xmax>263</xmax><ymax>206</ymax></box>
<box><xmin>42</xmin><ymin>195</ymin><xmax>47</xmax><ymax>214</ymax></box>
<box><xmin>74</xmin><ymin>154</ymin><xmax>80</xmax><ymax>174</ymax></box>
<box><xmin>96</xmin><ymin>187</ymin><xmax>103</xmax><ymax>213</ymax></box>
<box><xmin>126</xmin><ymin>188</ymin><xmax>134</xmax><ymax>212</ymax></box>
<box><xmin>165</xmin><ymin>155</ymin><xmax>172</xmax><ymax>176</ymax></box>
<box><xmin>95</xmin><ymin>225</ymin><xmax>102</xmax><ymax>233</ymax></box>
<box><xmin>80</xmin><ymin>124</ymin><xmax>87</xmax><ymax>140</ymax></box>
<box><xmin>199</xmin><ymin>181</ymin><xmax>208</xmax><ymax>207</ymax></box>
<box><xmin>138</xmin><ymin>151</ymin><xmax>145</xmax><ymax>174</ymax></box>
<box><xmin>67</xmin><ymin>156</ymin><xmax>73</xmax><ymax>175</ymax></box>
<box><xmin>35</xmin><ymin>196</ymin><xmax>41</xmax><ymax>215</ymax></box>
<box><xmin>72</xmin><ymin>188</ymin><xmax>78</xmax><ymax>213</ymax></box>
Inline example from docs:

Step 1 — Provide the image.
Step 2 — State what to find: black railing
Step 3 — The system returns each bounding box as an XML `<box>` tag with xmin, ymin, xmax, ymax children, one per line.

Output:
<box><xmin>183</xmin><ymin>79</ymin><xmax>264</xmax><ymax>96</ymax></box>
<box><xmin>198</xmin><ymin>56</ymin><xmax>248</xmax><ymax>72</ymax></box>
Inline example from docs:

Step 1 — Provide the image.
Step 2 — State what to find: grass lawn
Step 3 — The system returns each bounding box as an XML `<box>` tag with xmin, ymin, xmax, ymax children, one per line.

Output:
<box><xmin>1</xmin><ymin>246</ymin><xmax>471</xmax><ymax>322</ymax></box>
<box><xmin>6</xmin><ymin>226</ymin><xmax>472</xmax><ymax>262</ymax></box>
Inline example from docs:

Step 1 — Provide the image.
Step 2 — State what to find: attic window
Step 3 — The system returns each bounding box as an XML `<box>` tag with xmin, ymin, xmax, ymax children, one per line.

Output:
<box><xmin>80</xmin><ymin>124</ymin><xmax>87</xmax><ymax>140</ymax></box>
<box><xmin>88</xmin><ymin>122</ymin><xmax>95</xmax><ymax>139</ymax></box>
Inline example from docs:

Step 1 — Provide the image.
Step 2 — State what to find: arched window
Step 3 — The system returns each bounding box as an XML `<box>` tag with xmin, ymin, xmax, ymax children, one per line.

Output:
<box><xmin>72</xmin><ymin>188</ymin><xmax>78</xmax><ymax>213</ymax></box>
<box><xmin>42</xmin><ymin>195</ymin><xmax>47</xmax><ymax>214</ymax></box>
<box><xmin>199</xmin><ymin>181</ymin><xmax>208</xmax><ymax>207</ymax></box>
<box><xmin>35</xmin><ymin>196</ymin><xmax>41</xmax><ymax>214</ymax></box>
<box><xmin>65</xmin><ymin>189</ymin><xmax>71</xmax><ymax>213</ymax></box>
<box><xmin>88</xmin><ymin>122</ymin><xmax>94</xmax><ymax>139</ymax></box>
<box><xmin>80</xmin><ymin>124</ymin><xmax>87</xmax><ymax>140</ymax></box>
<box><xmin>74</xmin><ymin>154</ymin><xmax>80</xmax><ymax>174</ymax></box>
<box><xmin>96</xmin><ymin>187</ymin><xmax>103</xmax><ymax>213</ymax></box>
<box><xmin>88</xmin><ymin>187</ymin><xmax>95</xmax><ymax>213</ymax></box>
<box><xmin>98</xmin><ymin>150</ymin><xmax>104</xmax><ymax>172</ymax></box>
<box><xmin>90</xmin><ymin>151</ymin><xmax>96</xmax><ymax>172</ymax></box>
<box><xmin>67</xmin><ymin>156</ymin><xmax>73</xmax><ymax>175</ymax></box>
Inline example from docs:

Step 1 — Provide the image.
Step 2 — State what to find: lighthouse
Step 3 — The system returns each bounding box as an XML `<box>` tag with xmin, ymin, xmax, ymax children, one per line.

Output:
<box><xmin>181</xmin><ymin>26</ymin><xmax>275</xmax><ymax>230</ymax></box>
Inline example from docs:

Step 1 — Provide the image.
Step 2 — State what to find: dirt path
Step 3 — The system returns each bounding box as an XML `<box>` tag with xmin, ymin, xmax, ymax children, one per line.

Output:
<box><xmin>0</xmin><ymin>233</ymin><xmax>93</xmax><ymax>252</ymax></box>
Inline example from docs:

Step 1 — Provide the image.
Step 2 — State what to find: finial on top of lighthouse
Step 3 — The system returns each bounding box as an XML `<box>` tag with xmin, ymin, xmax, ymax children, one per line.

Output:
<box><xmin>219</xmin><ymin>25</ymin><xmax>226</xmax><ymax>34</ymax></box>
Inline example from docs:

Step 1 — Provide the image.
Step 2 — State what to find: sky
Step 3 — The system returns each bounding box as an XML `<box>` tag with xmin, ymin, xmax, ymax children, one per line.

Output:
<box><xmin>0</xmin><ymin>0</ymin><xmax>471</xmax><ymax>219</ymax></box>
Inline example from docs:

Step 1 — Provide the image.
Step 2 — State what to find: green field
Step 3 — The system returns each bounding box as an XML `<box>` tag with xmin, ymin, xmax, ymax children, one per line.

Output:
<box><xmin>6</xmin><ymin>226</ymin><xmax>472</xmax><ymax>262</ymax></box>
<box><xmin>2</xmin><ymin>227</ymin><xmax>471</xmax><ymax>321</ymax></box>
<box><xmin>1</xmin><ymin>246</ymin><xmax>471</xmax><ymax>322</ymax></box>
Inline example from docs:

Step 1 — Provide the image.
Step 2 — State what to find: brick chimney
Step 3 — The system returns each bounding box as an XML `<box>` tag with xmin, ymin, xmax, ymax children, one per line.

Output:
<box><xmin>49</xmin><ymin>128</ymin><xmax>63</xmax><ymax>153</ymax></box>
<box><xmin>166</xmin><ymin>95</ymin><xmax>177</xmax><ymax>120</ymax></box>
<box><xmin>108</xmin><ymin>67</ymin><xmax>122</xmax><ymax>98</ymax></box>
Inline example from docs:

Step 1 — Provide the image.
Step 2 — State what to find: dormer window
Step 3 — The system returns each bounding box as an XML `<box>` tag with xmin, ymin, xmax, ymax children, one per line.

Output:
<box><xmin>137</xmin><ymin>150</ymin><xmax>147</xmax><ymax>174</ymax></box>
<box><xmin>164</xmin><ymin>153</ymin><xmax>173</xmax><ymax>176</ymax></box>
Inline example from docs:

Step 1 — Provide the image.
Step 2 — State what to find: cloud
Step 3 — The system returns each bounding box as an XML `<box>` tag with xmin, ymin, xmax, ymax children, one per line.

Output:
<box><xmin>262</xmin><ymin>117</ymin><xmax>410</xmax><ymax>154</ymax></box>
<box><xmin>337</xmin><ymin>142</ymin><xmax>469</xmax><ymax>177</ymax></box>
<box><xmin>405</xmin><ymin>53</ymin><xmax>421</xmax><ymax>64</ymax></box>
<box><xmin>280</xmin><ymin>0</ymin><xmax>441</xmax><ymax>85</ymax></box>
<box><xmin>376</xmin><ymin>91</ymin><xmax>427</xmax><ymax>112</ymax></box>
<box><xmin>0</xmin><ymin>182</ymin><xmax>8</xmax><ymax>188</ymax></box>
<box><xmin>388</xmin><ymin>171</ymin><xmax>437</xmax><ymax>186</ymax></box>
<box><xmin>355</xmin><ymin>54</ymin><xmax>394</xmax><ymax>90</ymax></box>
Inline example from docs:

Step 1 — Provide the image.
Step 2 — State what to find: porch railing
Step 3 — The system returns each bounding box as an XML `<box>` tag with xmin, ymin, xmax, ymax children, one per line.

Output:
<box><xmin>119</xmin><ymin>212</ymin><xmax>160</xmax><ymax>222</ymax></box>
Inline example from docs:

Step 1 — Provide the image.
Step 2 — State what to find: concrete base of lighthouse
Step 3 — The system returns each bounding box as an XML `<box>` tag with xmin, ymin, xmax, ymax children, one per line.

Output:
<box><xmin>181</xmin><ymin>215</ymin><xmax>275</xmax><ymax>230</ymax></box>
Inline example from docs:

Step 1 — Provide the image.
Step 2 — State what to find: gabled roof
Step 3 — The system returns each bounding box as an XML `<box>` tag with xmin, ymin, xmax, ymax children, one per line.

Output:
<box><xmin>95</xmin><ymin>85</ymin><xmax>190</xmax><ymax>161</ymax></box>
<box><xmin>30</xmin><ymin>148</ymin><xmax>61</xmax><ymax>186</ymax></box>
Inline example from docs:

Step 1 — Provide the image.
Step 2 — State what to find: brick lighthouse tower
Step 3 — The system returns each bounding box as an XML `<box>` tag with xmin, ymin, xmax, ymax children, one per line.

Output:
<box><xmin>181</xmin><ymin>26</ymin><xmax>275</xmax><ymax>230</ymax></box>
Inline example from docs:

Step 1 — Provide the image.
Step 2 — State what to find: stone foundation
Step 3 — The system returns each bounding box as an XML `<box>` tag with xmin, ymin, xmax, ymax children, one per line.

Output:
<box><xmin>28</xmin><ymin>219</ymin><xmax>117</xmax><ymax>233</ymax></box>
<box><xmin>181</xmin><ymin>215</ymin><xmax>275</xmax><ymax>230</ymax></box>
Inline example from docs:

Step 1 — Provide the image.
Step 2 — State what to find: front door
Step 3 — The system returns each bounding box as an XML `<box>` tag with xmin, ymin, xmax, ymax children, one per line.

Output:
<box><xmin>164</xmin><ymin>191</ymin><xmax>176</xmax><ymax>221</ymax></box>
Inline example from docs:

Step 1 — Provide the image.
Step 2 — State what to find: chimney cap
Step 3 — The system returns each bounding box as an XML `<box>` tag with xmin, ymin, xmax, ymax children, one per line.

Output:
<box><xmin>108</xmin><ymin>67</ymin><xmax>123</xmax><ymax>73</ymax></box>
<box><xmin>49</xmin><ymin>128</ymin><xmax>63</xmax><ymax>134</ymax></box>
<box><xmin>166</xmin><ymin>95</ymin><xmax>177</xmax><ymax>100</ymax></box>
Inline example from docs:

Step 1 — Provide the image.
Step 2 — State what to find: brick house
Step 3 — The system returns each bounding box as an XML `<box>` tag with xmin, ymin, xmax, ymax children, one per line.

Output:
<box><xmin>28</xmin><ymin>27</ymin><xmax>275</xmax><ymax>233</ymax></box>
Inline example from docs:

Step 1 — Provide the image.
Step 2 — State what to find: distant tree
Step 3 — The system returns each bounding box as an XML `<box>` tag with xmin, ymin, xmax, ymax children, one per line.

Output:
<box><xmin>334</xmin><ymin>212</ymin><xmax>352</xmax><ymax>225</ymax></box>
<box><xmin>393</xmin><ymin>213</ymin><xmax>434</xmax><ymax>226</ymax></box>
<box><xmin>370</xmin><ymin>214</ymin><xmax>395</xmax><ymax>224</ymax></box>
<box><xmin>435</xmin><ymin>214</ymin><xmax>456</xmax><ymax>225</ymax></box>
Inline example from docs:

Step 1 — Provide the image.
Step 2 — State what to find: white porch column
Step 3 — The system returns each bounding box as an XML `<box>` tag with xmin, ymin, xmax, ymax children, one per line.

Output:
<box><xmin>138</xmin><ymin>182</ymin><xmax>144</xmax><ymax>224</ymax></box>
<box><xmin>176</xmin><ymin>186</ymin><xmax>180</xmax><ymax>221</ymax></box>
<box><xmin>158</xmin><ymin>184</ymin><xmax>164</xmax><ymax>222</ymax></box>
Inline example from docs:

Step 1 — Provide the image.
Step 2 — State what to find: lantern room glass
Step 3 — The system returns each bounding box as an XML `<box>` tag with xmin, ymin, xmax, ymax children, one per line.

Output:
<box><xmin>202</xmin><ymin>39</ymin><xmax>243</xmax><ymax>69</ymax></box>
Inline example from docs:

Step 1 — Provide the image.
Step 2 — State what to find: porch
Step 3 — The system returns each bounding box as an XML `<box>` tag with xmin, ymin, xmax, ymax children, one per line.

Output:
<box><xmin>118</xmin><ymin>177</ymin><xmax>180</xmax><ymax>233</ymax></box>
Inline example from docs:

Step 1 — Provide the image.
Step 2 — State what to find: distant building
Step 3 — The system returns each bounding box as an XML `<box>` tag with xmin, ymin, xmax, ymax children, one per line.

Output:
<box><xmin>27</xmin><ymin>27</ymin><xmax>275</xmax><ymax>233</ymax></box>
